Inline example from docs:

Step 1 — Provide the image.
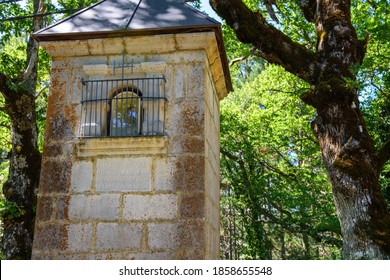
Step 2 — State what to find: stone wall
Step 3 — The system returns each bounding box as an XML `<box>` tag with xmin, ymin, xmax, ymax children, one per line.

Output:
<box><xmin>32</xmin><ymin>33</ymin><xmax>226</xmax><ymax>259</ymax></box>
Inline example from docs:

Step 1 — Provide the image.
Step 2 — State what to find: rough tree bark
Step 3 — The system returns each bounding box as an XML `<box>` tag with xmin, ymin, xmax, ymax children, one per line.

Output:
<box><xmin>210</xmin><ymin>0</ymin><xmax>390</xmax><ymax>259</ymax></box>
<box><xmin>0</xmin><ymin>0</ymin><xmax>43</xmax><ymax>259</ymax></box>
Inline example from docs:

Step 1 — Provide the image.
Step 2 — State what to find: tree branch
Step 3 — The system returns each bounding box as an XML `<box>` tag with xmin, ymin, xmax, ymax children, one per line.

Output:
<box><xmin>21</xmin><ymin>1</ymin><xmax>44</xmax><ymax>83</ymax></box>
<box><xmin>35</xmin><ymin>83</ymin><xmax>49</xmax><ymax>99</ymax></box>
<box><xmin>299</xmin><ymin>0</ymin><xmax>317</xmax><ymax>23</ymax></box>
<box><xmin>0</xmin><ymin>72</ymin><xmax>11</xmax><ymax>98</ymax></box>
<box><xmin>229</xmin><ymin>56</ymin><xmax>247</xmax><ymax>67</ymax></box>
<box><xmin>263</xmin><ymin>0</ymin><xmax>279</xmax><ymax>23</ymax></box>
<box><xmin>210</xmin><ymin>0</ymin><xmax>317</xmax><ymax>83</ymax></box>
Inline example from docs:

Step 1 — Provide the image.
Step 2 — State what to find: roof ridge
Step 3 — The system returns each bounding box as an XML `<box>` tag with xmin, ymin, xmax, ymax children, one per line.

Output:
<box><xmin>125</xmin><ymin>0</ymin><xmax>142</xmax><ymax>29</ymax></box>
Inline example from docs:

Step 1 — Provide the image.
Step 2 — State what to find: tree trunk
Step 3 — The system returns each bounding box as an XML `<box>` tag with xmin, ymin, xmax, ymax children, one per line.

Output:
<box><xmin>210</xmin><ymin>0</ymin><xmax>390</xmax><ymax>259</ymax></box>
<box><xmin>303</xmin><ymin>80</ymin><xmax>390</xmax><ymax>259</ymax></box>
<box><xmin>0</xmin><ymin>0</ymin><xmax>43</xmax><ymax>259</ymax></box>
<box><xmin>0</xmin><ymin>85</ymin><xmax>41</xmax><ymax>259</ymax></box>
<box><xmin>301</xmin><ymin>0</ymin><xmax>390</xmax><ymax>259</ymax></box>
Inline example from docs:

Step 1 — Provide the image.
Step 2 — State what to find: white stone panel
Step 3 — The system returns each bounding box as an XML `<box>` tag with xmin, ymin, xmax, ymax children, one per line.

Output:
<box><xmin>96</xmin><ymin>158</ymin><xmax>151</xmax><ymax>192</ymax></box>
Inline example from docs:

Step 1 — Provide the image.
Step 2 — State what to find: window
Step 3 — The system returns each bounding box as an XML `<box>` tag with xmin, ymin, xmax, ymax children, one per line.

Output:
<box><xmin>110</xmin><ymin>89</ymin><xmax>142</xmax><ymax>136</ymax></box>
<box><xmin>80</xmin><ymin>77</ymin><xmax>166</xmax><ymax>137</ymax></box>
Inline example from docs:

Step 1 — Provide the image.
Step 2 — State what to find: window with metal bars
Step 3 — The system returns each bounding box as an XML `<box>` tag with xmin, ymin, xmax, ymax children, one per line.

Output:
<box><xmin>79</xmin><ymin>77</ymin><xmax>166</xmax><ymax>137</ymax></box>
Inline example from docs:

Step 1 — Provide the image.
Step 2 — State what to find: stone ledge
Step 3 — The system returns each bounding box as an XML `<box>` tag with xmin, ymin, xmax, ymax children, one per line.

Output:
<box><xmin>83</xmin><ymin>61</ymin><xmax>167</xmax><ymax>77</ymax></box>
<box><xmin>75</xmin><ymin>137</ymin><xmax>168</xmax><ymax>158</ymax></box>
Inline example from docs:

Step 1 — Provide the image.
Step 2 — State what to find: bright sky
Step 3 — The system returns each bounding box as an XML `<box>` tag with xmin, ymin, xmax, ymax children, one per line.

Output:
<box><xmin>200</xmin><ymin>0</ymin><xmax>220</xmax><ymax>21</ymax></box>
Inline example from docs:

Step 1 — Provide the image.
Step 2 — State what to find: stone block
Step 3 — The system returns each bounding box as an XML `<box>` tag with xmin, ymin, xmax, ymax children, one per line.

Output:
<box><xmin>127</xmin><ymin>252</ymin><xmax>175</xmax><ymax>260</ymax></box>
<box><xmin>177</xmin><ymin>221</ymin><xmax>205</xmax><ymax>250</ymax></box>
<box><xmin>42</xmin><ymin>143</ymin><xmax>63</xmax><ymax>158</ymax></box>
<box><xmin>205</xmin><ymin>81</ymin><xmax>214</xmax><ymax>113</ymax></box>
<box><xmin>169</xmin><ymin>101</ymin><xmax>205</xmax><ymax>137</ymax></box>
<box><xmin>171</xmin><ymin>136</ymin><xmax>204</xmax><ymax>155</ymax></box>
<box><xmin>96</xmin><ymin>158</ymin><xmax>151</xmax><ymax>192</ymax></box>
<box><xmin>53</xmin><ymin>252</ymin><xmax>90</xmax><ymax>260</ymax></box>
<box><xmin>33</xmin><ymin>224</ymin><xmax>67</xmax><ymax>251</ymax></box>
<box><xmin>187</xmin><ymin>64</ymin><xmax>205</xmax><ymax>99</ymax></box>
<box><xmin>154</xmin><ymin>158</ymin><xmax>173</xmax><ymax>191</ymax></box>
<box><xmin>167</xmin><ymin>50</ymin><xmax>205</xmax><ymax>64</ymax></box>
<box><xmin>71</xmin><ymin>161</ymin><xmax>93</xmax><ymax>193</ymax></box>
<box><xmin>102</xmin><ymin>38</ymin><xmax>124</xmax><ymax>54</ymax></box>
<box><xmin>67</xmin><ymin>223</ymin><xmax>93</xmax><ymax>252</ymax></box>
<box><xmin>176</xmin><ymin>250</ymin><xmax>205</xmax><ymax>260</ymax></box>
<box><xmin>148</xmin><ymin>221</ymin><xmax>204</xmax><ymax>251</ymax></box>
<box><xmin>205</xmin><ymin>109</ymin><xmax>212</xmax><ymax>140</ymax></box>
<box><xmin>39</xmin><ymin>160</ymin><xmax>71</xmax><ymax>194</ymax></box>
<box><xmin>174</xmin><ymin>33</ymin><xmax>213</xmax><ymax>51</ymax></box>
<box><xmin>50</xmin><ymin>59</ymin><xmax>71</xmax><ymax>70</ymax></box>
<box><xmin>96</xmin><ymin>223</ymin><xmax>142</xmax><ymax>251</ymax></box>
<box><xmin>45</xmin><ymin>107</ymin><xmax>78</xmax><ymax>141</ymax></box>
<box><xmin>36</xmin><ymin>196</ymin><xmax>55</xmax><ymax>222</ymax></box>
<box><xmin>41</xmin><ymin>40</ymin><xmax>89</xmax><ymax>57</ymax></box>
<box><xmin>180</xmin><ymin>192</ymin><xmax>205</xmax><ymax>220</ymax></box>
<box><xmin>205</xmin><ymin>161</ymin><xmax>220</xmax><ymax>206</ymax></box>
<box><xmin>171</xmin><ymin>155</ymin><xmax>205</xmax><ymax>192</ymax></box>
<box><xmin>173</xmin><ymin>66</ymin><xmax>185</xmax><ymax>99</ymax></box>
<box><xmin>124</xmin><ymin>35</ymin><xmax>176</xmax><ymax>54</ymax></box>
<box><xmin>56</xmin><ymin>195</ymin><xmax>70</xmax><ymax>220</ymax></box>
<box><xmin>87</xmin><ymin>39</ymin><xmax>104</xmax><ymax>55</ymax></box>
<box><xmin>69</xmin><ymin>194</ymin><xmax>120</xmax><ymax>221</ymax></box>
<box><xmin>148</xmin><ymin>223</ymin><xmax>178</xmax><ymax>250</ymax></box>
<box><xmin>213</xmin><ymin>96</ymin><xmax>220</xmax><ymax>132</ymax></box>
<box><xmin>123</xmin><ymin>194</ymin><xmax>178</xmax><ymax>220</ymax></box>
<box><xmin>87</xmin><ymin>253</ymin><xmax>125</xmax><ymax>260</ymax></box>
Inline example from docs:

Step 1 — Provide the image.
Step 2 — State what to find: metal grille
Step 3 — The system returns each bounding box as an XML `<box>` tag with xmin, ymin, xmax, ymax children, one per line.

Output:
<box><xmin>79</xmin><ymin>76</ymin><xmax>166</xmax><ymax>137</ymax></box>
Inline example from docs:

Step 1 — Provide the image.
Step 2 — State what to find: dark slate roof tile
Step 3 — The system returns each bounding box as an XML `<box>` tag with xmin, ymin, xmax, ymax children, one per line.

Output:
<box><xmin>35</xmin><ymin>0</ymin><xmax>219</xmax><ymax>36</ymax></box>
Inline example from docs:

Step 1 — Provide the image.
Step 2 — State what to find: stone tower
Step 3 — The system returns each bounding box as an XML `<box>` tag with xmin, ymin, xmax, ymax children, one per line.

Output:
<box><xmin>32</xmin><ymin>0</ymin><xmax>231</xmax><ymax>260</ymax></box>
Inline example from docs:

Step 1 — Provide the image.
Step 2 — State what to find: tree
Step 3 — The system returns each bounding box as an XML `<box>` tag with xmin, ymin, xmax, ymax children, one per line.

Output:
<box><xmin>219</xmin><ymin>64</ymin><xmax>342</xmax><ymax>259</ymax></box>
<box><xmin>210</xmin><ymin>0</ymin><xmax>390</xmax><ymax>259</ymax></box>
<box><xmin>0</xmin><ymin>0</ymin><xmax>44</xmax><ymax>259</ymax></box>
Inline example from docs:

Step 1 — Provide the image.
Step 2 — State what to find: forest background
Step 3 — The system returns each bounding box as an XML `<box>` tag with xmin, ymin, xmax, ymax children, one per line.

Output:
<box><xmin>0</xmin><ymin>0</ymin><xmax>389</xmax><ymax>260</ymax></box>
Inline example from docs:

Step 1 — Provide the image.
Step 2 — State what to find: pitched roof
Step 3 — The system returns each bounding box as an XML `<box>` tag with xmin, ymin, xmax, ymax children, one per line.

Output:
<box><xmin>34</xmin><ymin>0</ymin><xmax>219</xmax><ymax>39</ymax></box>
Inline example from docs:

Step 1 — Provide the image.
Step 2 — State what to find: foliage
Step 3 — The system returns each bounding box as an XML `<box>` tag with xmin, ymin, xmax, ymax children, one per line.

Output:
<box><xmin>220</xmin><ymin>64</ymin><xmax>342</xmax><ymax>259</ymax></box>
<box><xmin>187</xmin><ymin>0</ymin><xmax>201</xmax><ymax>9</ymax></box>
<box><xmin>0</xmin><ymin>199</ymin><xmax>25</xmax><ymax>220</ymax></box>
<box><xmin>0</xmin><ymin>94</ymin><xmax>10</xmax><ymax>175</ymax></box>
